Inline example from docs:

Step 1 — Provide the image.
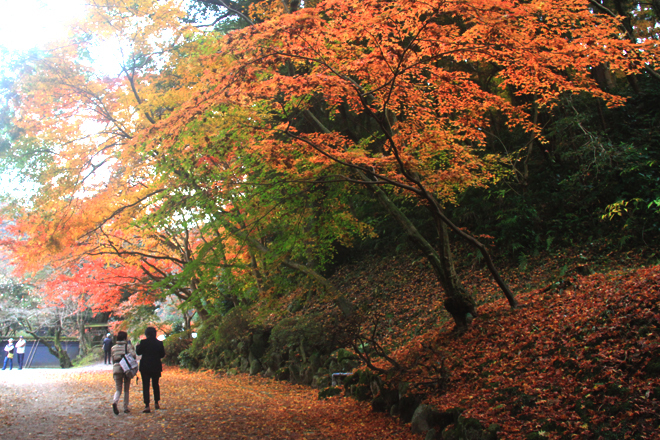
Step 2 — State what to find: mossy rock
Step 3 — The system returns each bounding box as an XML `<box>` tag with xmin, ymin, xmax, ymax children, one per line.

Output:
<box><xmin>301</xmin><ymin>365</ymin><xmax>314</xmax><ymax>385</ymax></box>
<box><xmin>318</xmin><ymin>386</ymin><xmax>342</xmax><ymax>400</ymax></box>
<box><xmin>434</xmin><ymin>407</ymin><xmax>463</xmax><ymax>431</ymax></box>
<box><xmin>249</xmin><ymin>358</ymin><xmax>262</xmax><ymax>375</ymax></box>
<box><xmin>343</xmin><ymin>371</ymin><xmax>360</xmax><ymax>387</ymax></box>
<box><xmin>440</xmin><ymin>415</ymin><xmax>491</xmax><ymax>440</ymax></box>
<box><xmin>312</xmin><ymin>374</ymin><xmax>330</xmax><ymax>388</ymax></box>
<box><xmin>350</xmin><ymin>384</ymin><xmax>372</xmax><ymax>401</ymax></box>
<box><xmin>249</xmin><ymin>329</ymin><xmax>270</xmax><ymax>359</ymax></box>
<box><xmin>411</xmin><ymin>404</ymin><xmax>441</xmax><ymax>434</ymax></box>
<box><xmin>289</xmin><ymin>362</ymin><xmax>301</xmax><ymax>382</ymax></box>
<box><xmin>425</xmin><ymin>428</ymin><xmax>439</xmax><ymax>440</ymax></box>
<box><xmin>240</xmin><ymin>357</ymin><xmax>250</xmax><ymax>373</ymax></box>
<box><xmin>309</xmin><ymin>352</ymin><xmax>322</xmax><ymax>371</ymax></box>
<box><xmin>275</xmin><ymin>367</ymin><xmax>290</xmax><ymax>381</ymax></box>
<box><xmin>458</xmin><ymin>416</ymin><xmax>483</xmax><ymax>431</ymax></box>
<box><xmin>644</xmin><ymin>355</ymin><xmax>660</xmax><ymax>376</ymax></box>
<box><xmin>398</xmin><ymin>394</ymin><xmax>420</xmax><ymax>423</ymax></box>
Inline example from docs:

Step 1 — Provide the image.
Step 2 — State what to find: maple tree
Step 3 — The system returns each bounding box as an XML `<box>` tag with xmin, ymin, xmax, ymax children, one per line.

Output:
<box><xmin>2</xmin><ymin>0</ymin><xmax>658</xmax><ymax>331</ymax></box>
<box><xmin>0</xmin><ymin>3</ymin><xmax>658</xmax><ymax>437</ymax></box>
<box><xmin>0</xmin><ymin>0</ymin><xmax>218</xmax><ymax>327</ymax></box>
<box><xmin>141</xmin><ymin>0</ymin><xmax>659</xmax><ymax>327</ymax></box>
<box><xmin>0</xmin><ymin>0</ymin><xmax>367</xmax><ymax>333</ymax></box>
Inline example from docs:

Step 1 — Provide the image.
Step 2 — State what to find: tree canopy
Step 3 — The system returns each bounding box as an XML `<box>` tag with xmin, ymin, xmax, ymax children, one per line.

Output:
<box><xmin>0</xmin><ymin>0</ymin><xmax>658</xmax><ymax>333</ymax></box>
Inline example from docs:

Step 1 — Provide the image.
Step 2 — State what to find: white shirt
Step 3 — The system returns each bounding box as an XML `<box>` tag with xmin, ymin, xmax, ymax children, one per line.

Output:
<box><xmin>15</xmin><ymin>339</ymin><xmax>26</xmax><ymax>354</ymax></box>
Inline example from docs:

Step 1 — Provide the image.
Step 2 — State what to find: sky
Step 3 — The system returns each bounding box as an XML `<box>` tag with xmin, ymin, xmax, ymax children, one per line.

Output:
<box><xmin>0</xmin><ymin>0</ymin><xmax>88</xmax><ymax>199</ymax></box>
<box><xmin>0</xmin><ymin>0</ymin><xmax>87</xmax><ymax>53</ymax></box>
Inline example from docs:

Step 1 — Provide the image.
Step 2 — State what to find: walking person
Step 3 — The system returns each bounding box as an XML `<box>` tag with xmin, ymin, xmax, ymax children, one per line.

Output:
<box><xmin>2</xmin><ymin>338</ymin><xmax>15</xmax><ymax>370</ymax></box>
<box><xmin>103</xmin><ymin>333</ymin><xmax>113</xmax><ymax>365</ymax></box>
<box><xmin>136</xmin><ymin>327</ymin><xmax>165</xmax><ymax>413</ymax></box>
<box><xmin>111</xmin><ymin>331</ymin><xmax>136</xmax><ymax>414</ymax></box>
<box><xmin>15</xmin><ymin>336</ymin><xmax>26</xmax><ymax>370</ymax></box>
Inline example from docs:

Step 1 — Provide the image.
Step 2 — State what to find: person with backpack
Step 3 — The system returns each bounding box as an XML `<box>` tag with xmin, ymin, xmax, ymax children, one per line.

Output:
<box><xmin>136</xmin><ymin>327</ymin><xmax>165</xmax><ymax>413</ymax></box>
<box><xmin>111</xmin><ymin>331</ymin><xmax>136</xmax><ymax>414</ymax></box>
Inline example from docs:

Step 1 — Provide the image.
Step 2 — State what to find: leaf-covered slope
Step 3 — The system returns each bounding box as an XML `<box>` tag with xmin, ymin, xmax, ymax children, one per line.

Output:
<box><xmin>281</xmin><ymin>245</ymin><xmax>655</xmax><ymax>438</ymax></box>
<box><xmin>386</xmin><ymin>264</ymin><xmax>660</xmax><ymax>438</ymax></box>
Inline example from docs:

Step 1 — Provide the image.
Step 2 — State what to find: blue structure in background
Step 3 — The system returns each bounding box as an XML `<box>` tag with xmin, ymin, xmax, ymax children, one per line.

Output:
<box><xmin>19</xmin><ymin>340</ymin><xmax>80</xmax><ymax>368</ymax></box>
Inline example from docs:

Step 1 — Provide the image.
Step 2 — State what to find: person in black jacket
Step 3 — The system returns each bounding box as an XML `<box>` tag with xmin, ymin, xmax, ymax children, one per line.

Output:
<box><xmin>136</xmin><ymin>326</ymin><xmax>165</xmax><ymax>413</ymax></box>
<box><xmin>102</xmin><ymin>333</ymin><xmax>113</xmax><ymax>365</ymax></box>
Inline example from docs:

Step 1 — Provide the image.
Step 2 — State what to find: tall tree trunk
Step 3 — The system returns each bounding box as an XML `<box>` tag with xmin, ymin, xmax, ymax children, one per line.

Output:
<box><xmin>78</xmin><ymin>317</ymin><xmax>91</xmax><ymax>357</ymax></box>
<box><xmin>361</xmin><ymin>174</ymin><xmax>475</xmax><ymax>329</ymax></box>
<box><xmin>302</xmin><ymin>110</ymin><xmax>516</xmax><ymax>317</ymax></box>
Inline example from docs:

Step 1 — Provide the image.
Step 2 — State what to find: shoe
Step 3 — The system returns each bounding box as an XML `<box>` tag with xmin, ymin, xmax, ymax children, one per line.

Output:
<box><xmin>124</xmin><ymin>409</ymin><xmax>130</xmax><ymax>413</ymax></box>
<box><xmin>155</xmin><ymin>402</ymin><xmax>160</xmax><ymax>410</ymax></box>
<box><xmin>142</xmin><ymin>407</ymin><xmax>151</xmax><ymax>413</ymax></box>
<box><xmin>113</xmin><ymin>403</ymin><xmax>119</xmax><ymax>415</ymax></box>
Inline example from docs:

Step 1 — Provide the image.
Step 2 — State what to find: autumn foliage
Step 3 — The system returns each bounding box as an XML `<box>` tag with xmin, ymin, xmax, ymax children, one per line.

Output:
<box><xmin>1</xmin><ymin>0</ymin><xmax>660</xmax><ymax>438</ymax></box>
<box><xmin>1</xmin><ymin>0</ymin><xmax>657</xmax><ymax>318</ymax></box>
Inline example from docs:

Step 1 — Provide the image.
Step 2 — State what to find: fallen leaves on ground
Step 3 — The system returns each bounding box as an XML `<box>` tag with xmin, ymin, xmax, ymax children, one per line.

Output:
<box><xmin>392</xmin><ymin>264</ymin><xmax>660</xmax><ymax>439</ymax></box>
<box><xmin>0</xmin><ymin>366</ymin><xmax>416</xmax><ymax>439</ymax></box>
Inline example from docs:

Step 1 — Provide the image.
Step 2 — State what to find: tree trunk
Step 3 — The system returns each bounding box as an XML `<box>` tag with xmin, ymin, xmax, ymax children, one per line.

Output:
<box><xmin>302</xmin><ymin>109</ymin><xmax>516</xmax><ymax>319</ymax></box>
<box><xmin>78</xmin><ymin>318</ymin><xmax>91</xmax><ymax>357</ymax></box>
<box><xmin>26</xmin><ymin>327</ymin><xmax>73</xmax><ymax>369</ymax></box>
<box><xmin>362</xmin><ymin>176</ymin><xmax>475</xmax><ymax>329</ymax></box>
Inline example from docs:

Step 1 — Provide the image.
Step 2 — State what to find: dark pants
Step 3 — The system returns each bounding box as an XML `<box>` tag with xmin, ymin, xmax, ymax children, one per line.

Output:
<box><xmin>2</xmin><ymin>356</ymin><xmax>12</xmax><ymax>370</ymax></box>
<box><xmin>104</xmin><ymin>349</ymin><xmax>112</xmax><ymax>364</ymax></box>
<box><xmin>142</xmin><ymin>373</ymin><xmax>160</xmax><ymax>406</ymax></box>
<box><xmin>16</xmin><ymin>353</ymin><xmax>24</xmax><ymax>369</ymax></box>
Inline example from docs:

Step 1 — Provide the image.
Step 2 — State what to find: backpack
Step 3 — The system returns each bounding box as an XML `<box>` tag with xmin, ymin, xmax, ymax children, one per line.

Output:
<box><xmin>118</xmin><ymin>344</ymin><xmax>139</xmax><ymax>379</ymax></box>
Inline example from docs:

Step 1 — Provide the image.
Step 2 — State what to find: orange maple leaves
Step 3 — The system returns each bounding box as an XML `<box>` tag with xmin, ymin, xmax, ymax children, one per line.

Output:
<box><xmin>3</xmin><ymin>0</ymin><xmax>659</xmax><ymax>326</ymax></box>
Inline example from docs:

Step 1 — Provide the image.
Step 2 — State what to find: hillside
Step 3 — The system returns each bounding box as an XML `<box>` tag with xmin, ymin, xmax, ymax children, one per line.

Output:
<box><xmin>276</xmin><ymin>246</ymin><xmax>660</xmax><ymax>439</ymax></box>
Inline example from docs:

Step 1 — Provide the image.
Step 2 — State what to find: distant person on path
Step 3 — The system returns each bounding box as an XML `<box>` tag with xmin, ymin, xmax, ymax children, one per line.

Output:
<box><xmin>2</xmin><ymin>338</ymin><xmax>15</xmax><ymax>370</ymax></box>
<box><xmin>111</xmin><ymin>331</ymin><xmax>136</xmax><ymax>414</ymax></box>
<box><xmin>136</xmin><ymin>326</ymin><xmax>165</xmax><ymax>413</ymax></box>
<box><xmin>103</xmin><ymin>333</ymin><xmax>113</xmax><ymax>365</ymax></box>
<box><xmin>15</xmin><ymin>336</ymin><xmax>26</xmax><ymax>370</ymax></box>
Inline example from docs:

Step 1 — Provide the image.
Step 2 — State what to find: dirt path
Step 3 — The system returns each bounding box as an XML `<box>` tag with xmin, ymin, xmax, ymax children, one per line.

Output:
<box><xmin>0</xmin><ymin>364</ymin><xmax>416</xmax><ymax>440</ymax></box>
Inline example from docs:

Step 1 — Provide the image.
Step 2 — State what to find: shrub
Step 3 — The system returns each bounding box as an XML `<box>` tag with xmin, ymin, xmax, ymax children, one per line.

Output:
<box><xmin>163</xmin><ymin>331</ymin><xmax>193</xmax><ymax>366</ymax></box>
<box><xmin>185</xmin><ymin>307</ymin><xmax>255</xmax><ymax>370</ymax></box>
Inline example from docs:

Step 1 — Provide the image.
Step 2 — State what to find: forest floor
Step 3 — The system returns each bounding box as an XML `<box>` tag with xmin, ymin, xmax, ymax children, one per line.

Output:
<box><xmin>0</xmin><ymin>364</ymin><xmax>417</xmax><ymax>440</ymax></box>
